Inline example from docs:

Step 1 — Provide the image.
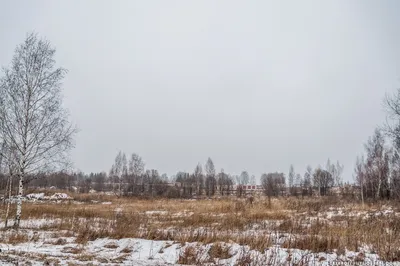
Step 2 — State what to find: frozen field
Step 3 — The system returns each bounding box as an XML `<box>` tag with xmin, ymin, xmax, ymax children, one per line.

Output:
<box><xmin>0</xmin><ymin>193</ymin><xmax>399</xmax><ymax>265</ymax></box>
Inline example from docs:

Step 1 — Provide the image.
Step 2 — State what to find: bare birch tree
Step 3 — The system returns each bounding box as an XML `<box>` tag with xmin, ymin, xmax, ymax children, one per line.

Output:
<box><xmin>0</xmin><ymin>33</ymin><xmax>76</xmax><ymax>228</ymax></box>
<box><xmin>362</xmin><ymin>129</ymin><xmax>390</xmax><ymax>200</ymax></box>
<box><xmin>303</xmin><ymin>165</ymin><xmax>313</xmax><ymax>196</ymax></box>
<box><xmin>240</xmin><ymin>171</ymin><xmax>249</xmax><ymax>185</ymax></box>
<box><xmin>205</xmin><ymin>157</ymin><xmax>216</xmax><ymax>196</ymax></box>
<box><xmin>121</xmin><ymin>152</ymin><xmax>127</xmax><ymax>196</ymax></box>
<box><xmin>384</xmin><ymin>90</ymin><xmax>400</xmax><ymax>140</ymax></box>
<box><xmin>110</xmin><ymin>151</ymin><xmax>123</xmax><ymax>196</ymax></box>
<box><xmin>288</xmin><ymin>164</ymin><xmax>295</xmax><ymax>195</ymax></box>
<box><xmin>313</xmin><ymin>167</ymin><xmax>333</xmax><ymax>196</ymax></box>
<box><xmin>334</xmin><ymin>161</ymin><xmax>344</xmax><ymax>186</ymax></box>
<box><xmin>193</xmin><ymin>163</ymin><xmax>204</xmax><ymax>196</ymax></box>
<box><xmin>126</xmin><ymin>153</ymin><xmax>145</xmax><ymax>195</ymax></box>
<box><xmin>354</xmin><ymin>156</ymin><xmax>365</xmax><ymax>205</ymax></box>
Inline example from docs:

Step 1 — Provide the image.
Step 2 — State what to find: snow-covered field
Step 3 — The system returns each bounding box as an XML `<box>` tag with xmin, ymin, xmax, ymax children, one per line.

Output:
<box><xmin>0</xmin><ymin>194</ymin><xmax>399</xmax><ymax>265</ymax></box>
<box><xmin>0</xmin><ymin>228</ymin><xmax>388</xmax><ymax>266</ymax></box>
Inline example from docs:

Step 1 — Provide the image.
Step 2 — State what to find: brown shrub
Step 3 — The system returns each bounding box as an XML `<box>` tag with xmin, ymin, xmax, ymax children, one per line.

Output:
<box><xmin>178</xmin><ymin>245</ymin><xmax>203</xmax><ymax>265</ymax></box>
<box><xmin>7</xmin><ymin>232</ymin><xmax>29</xmax><ymax>244</ymax></box>
<box><xmin>120</xmin><ymin>247</ymin><xmax>132</xmax><ymax>253</ymax></box>
<box><xmin>282</xmin><ymin>235</ymin><xmax>340</xmax><ymax>253</ymax></box>
<box><xmin>208</xmin><ymin>242</ymin><xmax>232</xmax><ymax>260</ymax></box>
<box><xmin>54</xmin><ymin>238</ymin><xmax>67</xmax><ymax>245</ymax></box>
<box><xmin>234</xmin><ymin>248</ymin><xmax>252</xmax><ymax>266</ymax></box>
<box><xmin>104</xmin><ymin>242</ymin><xmax>119</xmax><ymax>249</ymax></box>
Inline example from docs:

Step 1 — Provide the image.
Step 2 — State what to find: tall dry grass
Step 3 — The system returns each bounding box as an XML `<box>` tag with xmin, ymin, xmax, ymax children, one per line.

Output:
<box><xmin>2</xmin><ymin>194</ymin><xmax>400</xmax><ymax>261</ymax></box>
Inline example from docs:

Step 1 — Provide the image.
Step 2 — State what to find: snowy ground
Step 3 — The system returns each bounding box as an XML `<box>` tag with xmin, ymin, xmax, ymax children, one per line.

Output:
<box><xmin>0</xmin><ymin>236</ymin><xmax>389</xmax><ymax>265</ymax></box>
<box><xmin>0</xmin><ymin>233</ymin><xmax>181</xmax><ymax>265</ymax></box>
<box><xmin>0</xmin><ymin>224</ymin><xmax>395</xmax><ymax>266</ymax></box>
<box><xmin>1</xmin><ymin>195</ymin><xmax>400</xmax><ymax>265</ymax></box>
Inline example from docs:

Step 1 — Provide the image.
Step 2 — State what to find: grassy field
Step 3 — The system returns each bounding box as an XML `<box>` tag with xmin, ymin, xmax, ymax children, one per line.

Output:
<box><xmin>1</xmin><ymin>193</ymin><xmax>400</xmax><ymax>264</ymax></box>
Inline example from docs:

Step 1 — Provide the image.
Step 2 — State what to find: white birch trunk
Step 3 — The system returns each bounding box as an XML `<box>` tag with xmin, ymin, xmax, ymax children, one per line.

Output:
<box><xmin>376</xmin><ymin>174</ymin><xmax>381</xmax><ymax>200</ymax></box>
<box><xmin>360</xmin><ymin>179</ymin><xmax>364</xmax><ymax>207</ymax></box>
<box><xmin>119</xmin><ymin>178</ymin><xmax>122</xmax><ymax>197</ymax></box>
<box><xmin>14</xmin><ymin>170</ymin><xmax>24</xmax><ymax>228</ymax></box>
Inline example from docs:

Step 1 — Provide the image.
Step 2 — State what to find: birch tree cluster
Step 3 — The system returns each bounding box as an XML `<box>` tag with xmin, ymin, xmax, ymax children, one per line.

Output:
<box><xmin>0</xmin><ymin>33</ymin><xmax>76</xmax><ymax>228</ymax></box>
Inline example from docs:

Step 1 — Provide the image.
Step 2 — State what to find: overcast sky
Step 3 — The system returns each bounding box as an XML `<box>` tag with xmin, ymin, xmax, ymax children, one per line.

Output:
<box><xmin>1</xmin><ymin>1</ymin><xmax>400</xmax><ymax>182</ymax></box>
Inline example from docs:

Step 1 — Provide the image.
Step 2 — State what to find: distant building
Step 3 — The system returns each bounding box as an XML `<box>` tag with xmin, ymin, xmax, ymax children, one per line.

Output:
<box><xmin>232</xmin><ymin>184</ymin><xmax>263</xmax><ymax>195</ymax></box>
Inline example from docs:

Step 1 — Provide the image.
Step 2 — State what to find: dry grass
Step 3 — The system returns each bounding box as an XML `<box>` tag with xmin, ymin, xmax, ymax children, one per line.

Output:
<box><xmin>208</xmin><ymin>242</ymin><xmax>232</xmax><ymax>260</ymax></box>
<box><xmin>178</xmin><ymin>244</ymin><xmax>203</xmax><ymax>265</ymax></box>
<box><xmin>120</xmin><ymin>246</ymin><xmax>132</xmax><ymax>253</ymax></box>
<box><xmin>4</xmin><ymin>195</ymin><xmax>400</xmax><ymax>261</ymax></box>
<box><xmin>76</xmin><ymin>253</ymin><xmax>96</xmax><ymax>262</ymax></box>
<box><xmin>0</xmin><ymin>231</ymin><xmax>30</xmax><ymax>244</ymax></box>
<box><xmin>54</xmin><ymin>238</ymin><xmax>67</xmax><ymax>245</ymax></box>
<box><xmin>61</xmin><ymin>246</ymin><xmax>83</xmax><ymax>254</ymax></box>
<box><xmin>104</xmin><ymin>242</ymin><xmax>119</xmax><ymax>249</ymax></box>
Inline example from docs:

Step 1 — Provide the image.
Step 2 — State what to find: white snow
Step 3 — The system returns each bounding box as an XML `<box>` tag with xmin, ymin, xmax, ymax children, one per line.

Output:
<box><xmin>49</xmin><ymin>193</ymin><xmax>72</xmax><ymax>200</ymax></box>
<box><xmin>26</xmin><ymin>193</ymin><xmax>45</xmax><ymax>200</ymax></box>
<box><xmin>0</xmin><ymin>233</ymin><xmax>394</xmax><ymax>266</ymax></box>
<box><xmin>145</xmin><ymin>210</ymin><xmax>168</xmax><ymax>215</ymax></box>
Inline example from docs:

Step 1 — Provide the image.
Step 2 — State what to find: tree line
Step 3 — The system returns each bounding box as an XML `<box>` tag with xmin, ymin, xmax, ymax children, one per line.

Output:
<box><xmin>1</xmin><ymin>152</ymin><xmax>347</xmax><ymax>200</ymax></box>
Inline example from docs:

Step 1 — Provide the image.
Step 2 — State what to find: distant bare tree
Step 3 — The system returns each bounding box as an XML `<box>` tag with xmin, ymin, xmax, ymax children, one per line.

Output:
<box><xmin>384</xmin><ymin>89</ymin><xmax>400</xmax><ymax>140</ymax></box>
<box><xmin>148</xmin><ymin>169</ymin><xmax>160</xmax><ymax>197</ymax></box>
<box><xmin>109</xmin><ymin>165</ymin><xmax>115</xmax><ymax>191</ymax></box>
<box><xmin>217</xmin><ymin>169</ymin><xmax>233</xmax><ymax>196</ymax></box>
<box><xmin>0</xmin><ymin>33</ymin><xmax>76</xmax><ymax>228</ymax></box>
<box><xmin>325</xmin><ymin>159</ymin><xmax>333</xmax><ymax>180</ymax></box>
<box><xmin>313</xmin><ymin>167</ymin><xmax>333</xmax><ymax>196</ymax></box>
<box><xmin>389</xmin><ymin>144</ymin><xmax>400</xmax><ymax>199</ymax></box>
<box><xmin>294</xmin><ymin>173</ymin><xmax>302</xmax><ymax>196</ymax></box>
<box><xmin>127</xmin><ymin>153</ymin><xmax>145</xmax><ymax>195</ymax></box>
<box><xmin>78</xmin><ymin>176</ymin><xmax>92</xmax><ymax>193</ymax></box>
<box><xmin>92</xmin><ymin>172</ymin><xmax>107</xmax><ymax>192</ymax></box>
<box><xmin>354</xmin><ymin>156</ymin><xmax>365</xmax><ymax>205</ymax></box>
<box><xmin>334</xmin><ymin>161</ymin><xmax>344</xmax><ymax>186</ymax></box>
<box><xmin>261</xmin><ymin>173</ymin><xmax>274</xmax><ymax>206</ymax></box>
<box><xmin>364</xmin><ymin>129</ymin><xmax>390</xmax><ymax>200</ymax></box>
<box><xmin>240</xmin><ymin>171</ymin><xmax>249</xmax><ymax>185</ymax></box>
<box><xmin>128</xmin><ymin>153</ymin><xmax>144</xmax><ymax>178</ymax></box>
<box><xmin>250</xmin><ymin>175</ymin><xmax>256</xmax><ymax>185</ymax></box>
<box><xmin>383</xmin><ymin>90</ymin><xmax>400</xmax><ymax>199</ymax></box>
<box><xmin>303</xmin><ymin>165</ymin><xmax>313</xmax><ymax>196</ymax></box>
<box><xmin>288</xmin><ymin>165</ymin><xmax>295</xmax><ymax>195</ymax></box>
<box><xmin>205</xmin><ymin>158</ymin><xmax>216</xmax><ymax>196</ymax></box>
<box><xmin>110</xmin><ymin>151</ymin><xmax>123</xmax><ymax>196</ymax></box>
<box><xmin>121</xmin><ymin>153</ymin><xmax>127</xmax><ymax>195</ymax></box>
<box><xmin>325</xmin><ymin>159</ymin><xmax>343</xmax><ymax>187</ymax></box>
<box><xmin>261</xmin><ymin>172</ymin><xmax>285</xmax><ymax>206</ymax></box>
<box><xmin>193</xmin><ymin>163</ymin><xmax>204</xmax><ymax>196</ymax></box>
<box><xmin>161</xmin><ymin>173</ymin><xmax>168</xmax><ymax>182</ymax></box>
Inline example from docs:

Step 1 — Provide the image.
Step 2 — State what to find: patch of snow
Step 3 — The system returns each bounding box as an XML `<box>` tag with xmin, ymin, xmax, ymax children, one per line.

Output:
<box><xmin>115</xmin><ymin>207</ymin><xmax>123</xmax><ymax>215</ymax></box>
<box><xmin>145</xmin><ymin>210</ymin><xmax>168</xmax><ymax>215</ymax></box>
<box><xmin>26</xmin><ymin>193</ymin><xmax>45</xmax><ymax>200</ymax></box>
<box><xmin>50</xmin><ymin>193</ymin><xmax>72</xmax><ymax>200</ymax></box>
<box><xmin>0</xmin><ymin>230</ymin><xmax>395</xmax><ymax>266</ymax></box>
